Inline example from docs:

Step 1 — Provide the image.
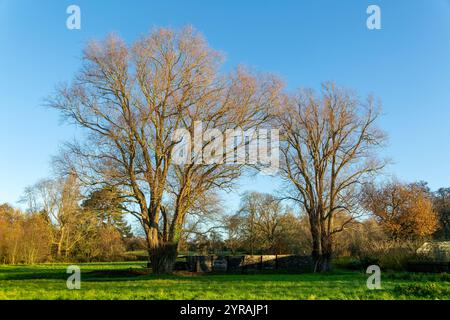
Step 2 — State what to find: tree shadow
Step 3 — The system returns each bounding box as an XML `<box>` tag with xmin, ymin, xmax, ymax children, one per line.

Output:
<box><xmin>0</xmin><ymin>264</ymin><xmax>361</xmax><ymax>283</ymax></box>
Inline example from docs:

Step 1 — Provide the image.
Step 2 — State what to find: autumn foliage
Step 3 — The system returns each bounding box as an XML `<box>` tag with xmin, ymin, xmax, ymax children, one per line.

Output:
<box><xmin>362</xmin><ymin>181</ymin><xmax>438</xmax><ymax>239</ymax></box>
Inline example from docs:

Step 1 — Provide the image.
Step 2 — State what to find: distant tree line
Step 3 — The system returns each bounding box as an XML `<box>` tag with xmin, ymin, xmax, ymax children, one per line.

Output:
<box><xmin>0</xmin><ymin>175</ymin><xmax>140</xmax><ymax>264</ymax></box>
<box><xmin>180</xmin><ymin>183</ymin><xmax>447</xmax><ymax>261</ymax></box>
<box><xmin>0</xmin><ymin>178</ymin><xmax>447</xmax><ymax>265</ymax></box>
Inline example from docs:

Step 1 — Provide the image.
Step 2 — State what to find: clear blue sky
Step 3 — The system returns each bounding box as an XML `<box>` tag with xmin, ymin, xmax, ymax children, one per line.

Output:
<box><xmin>1</xmin><ymin>0</ymin><xmax>450</xmax><ymax>212</ymax></box>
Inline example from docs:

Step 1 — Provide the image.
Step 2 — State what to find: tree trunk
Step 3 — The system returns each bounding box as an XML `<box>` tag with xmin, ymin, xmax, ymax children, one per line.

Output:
<box><xmin>319</xmin><ymin>232</ymin><xmax>333</xmax><ymax>272</ymax></box>
<box><xmin>309</xmin><ymin>214</ymin><xmax>322</xmax><ymax>272</ymax></box>
<box><xmin>56</xmin><ymin>227</ymin><xmax>65</xmax><ymax>258</ymax></box>
<box><xmin>145</xmin><ymin>205</ymin><xmax>184</xmax><ymax>274</ymax></box>
<box><xmin>148</xmin><ymin>242</ymin><xmax>178</xmax><ymax>274</ymax></box>
<box><xmin>309</xmin><ymin>211</ymin><xmax>334</xmax><ymax>273</ymax></box>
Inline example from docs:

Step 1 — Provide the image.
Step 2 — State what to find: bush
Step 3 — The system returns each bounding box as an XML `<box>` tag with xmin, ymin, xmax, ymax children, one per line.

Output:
<box><xmin>394</xmin><ymin>283</ymin><xmax>448</xmax><ymax>298</ymax></box>
<box><xmin>338</xmin><ymin>240</ymin><xmax>422</xmax><ymax>271</ymax></box>
<box><xmin>385</xmin><ymin>272</ymin><xmax>450</xmax><ymax>282</ymax></box>
<box><xmin>360</xmin><ymin>240</ymin><xmax>421</xmax><ymax>270</ymax></box>
<box><xmin>0</xmin><ymin>205</ymin><xmax>53</xmax><ymax>264</ymax></box>
<box><xmin>124</xmin><ymin>237</ymin><xmax>147</xmax><ymax>252</ymax></box>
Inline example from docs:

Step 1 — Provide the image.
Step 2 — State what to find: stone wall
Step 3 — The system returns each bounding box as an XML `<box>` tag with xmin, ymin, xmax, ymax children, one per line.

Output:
<box><xmin>407</xmin><ymin>261</ymin><xmax>450</xmax><ymax>273</ymax></box>
<box><xmin>185</xmin><ymin>255</ymin><xmax>313</xmax><ymax>273</ymax></box>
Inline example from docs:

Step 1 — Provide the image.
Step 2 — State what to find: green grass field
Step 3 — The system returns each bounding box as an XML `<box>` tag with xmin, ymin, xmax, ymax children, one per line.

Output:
<box><xmin>0</xmin><ymin>262</ymin><xmax>449</xmax><ymax>300</ymax></box>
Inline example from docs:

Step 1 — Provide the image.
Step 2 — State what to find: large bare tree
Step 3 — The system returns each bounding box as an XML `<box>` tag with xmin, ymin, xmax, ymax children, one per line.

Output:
<box><xmin>275</xmin><ymin>83</ymin><xmax>386</xmax><ymax>272</ymax></box>
<box><xmin>49</xmin><ymin>27</ymin><xmax>281</xmax><ymax>272</ymax></box>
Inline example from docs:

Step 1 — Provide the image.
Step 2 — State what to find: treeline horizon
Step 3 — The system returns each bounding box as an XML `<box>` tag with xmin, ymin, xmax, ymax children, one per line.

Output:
<box><xmin>1</xmin><ymin>178</ymin><xmax>449</xmax><ymax>266</ymax></box>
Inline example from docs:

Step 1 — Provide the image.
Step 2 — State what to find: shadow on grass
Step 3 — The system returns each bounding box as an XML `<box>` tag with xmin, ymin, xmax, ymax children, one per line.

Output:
<box><xmin>0</xmin><ymin>267</ymin><xmax>363</xmax><ymax>283</ymax></box>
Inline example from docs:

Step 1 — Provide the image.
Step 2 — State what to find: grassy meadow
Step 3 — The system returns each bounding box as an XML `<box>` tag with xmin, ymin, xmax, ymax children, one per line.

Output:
<box><xmin>0</xmin><ymin>262</ymin><xmax>449</xmax><ymax>300</ymax></box>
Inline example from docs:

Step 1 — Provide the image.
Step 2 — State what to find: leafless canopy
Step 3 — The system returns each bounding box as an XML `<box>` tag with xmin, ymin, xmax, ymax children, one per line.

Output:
<box><xmin>48</xmin><ymin>27</ymin><xmax>282</xmax><ymax>272</ymax></box>
<box><xmin>275</xmin><ymin>83</ymin><xmax>386</xmax><ymax>271</ymax></box>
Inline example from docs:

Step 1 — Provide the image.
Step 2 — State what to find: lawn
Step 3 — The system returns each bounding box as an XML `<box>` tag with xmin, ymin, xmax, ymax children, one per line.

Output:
<box><xmin>0</xmin><ymin>262</ymin><xmax>449</xmax><ymax>300</ymax></box>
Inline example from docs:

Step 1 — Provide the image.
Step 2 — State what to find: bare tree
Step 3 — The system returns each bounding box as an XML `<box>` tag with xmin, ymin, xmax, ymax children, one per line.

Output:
<box><xmin>48</xmin><ymin>27</ymin><xmax>281</xmax><ymax>272</ymax></box>
<box><xmin>224</xmin><ymin>214</ymin><xmax>245</xmax><ymax>255</ymax></box>
<box><xmin>235</xmin><ymin>192</ymin><xmax>295</xmax><ymax>254</ymax></box>
<box><xmin>21</xmin><ymin>173</ymin><xmax>93</xmax><ymax>259</ymax></box>
<box><xmin>0</xmin><ymin>204</ymin><xmax>53</xmax><ymax>264</ymax></box>
<box><xmin>275</xmin><ymin>83</ymin><xmax>386</xmax><ymax>271</ymax></box>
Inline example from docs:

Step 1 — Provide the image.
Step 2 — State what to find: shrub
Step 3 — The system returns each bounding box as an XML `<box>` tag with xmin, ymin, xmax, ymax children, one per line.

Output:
<box><xmin>394</xmin><ymin>283</ymin><xmax>448</xmax><ymax>298</ymax></box>
<box><xmin>359</xmin><ymin>240</ymin><xmax>419</xmax><ymax>270</ymax></box>
<box><xmin>340</xmin><ymin>240</ymin><xmax>422</xmax><ymax>271</ymax></box>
